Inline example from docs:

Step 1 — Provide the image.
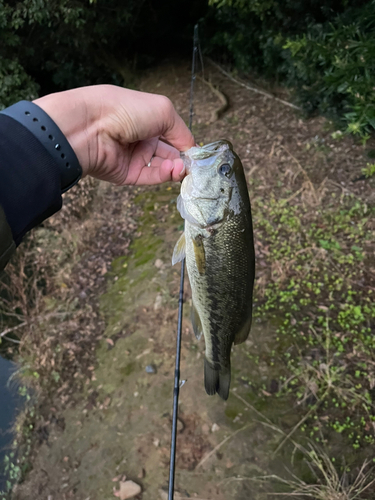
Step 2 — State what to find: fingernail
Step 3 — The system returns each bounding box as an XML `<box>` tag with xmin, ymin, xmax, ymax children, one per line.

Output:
<box><xmin>174</xmin><ymin>158</ymin><xmax>185</xmax><ymax>176</ymax></box>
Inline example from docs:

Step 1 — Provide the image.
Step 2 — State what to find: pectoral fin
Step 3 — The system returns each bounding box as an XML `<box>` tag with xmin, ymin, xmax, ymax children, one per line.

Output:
<box><xmin>192</xmin><ymin>236</ymin><xmax>206</xmax><ymax>275</ymax></box>
<box><xmin>191</xmin><ymin>301</ymin><xmax>203</xmax><ymax>340</ymax></box>
<box><xmin>172</xmin><ymin>232</ymin><xmax>186</xmax><ymax>265</ymax></box>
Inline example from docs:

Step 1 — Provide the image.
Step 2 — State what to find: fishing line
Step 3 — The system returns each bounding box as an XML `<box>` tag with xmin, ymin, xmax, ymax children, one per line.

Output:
<box><xmin>168</xmin><ymin>23</ymin><xmax>201</xmax><ymax>500</ymax></box>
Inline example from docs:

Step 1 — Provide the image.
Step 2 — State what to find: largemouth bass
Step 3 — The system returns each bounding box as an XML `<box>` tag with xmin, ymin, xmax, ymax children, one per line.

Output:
<box><xmin>172</xmin><ymin>140</ymin><xmax>255</xmax><ymax>400</ymax></box>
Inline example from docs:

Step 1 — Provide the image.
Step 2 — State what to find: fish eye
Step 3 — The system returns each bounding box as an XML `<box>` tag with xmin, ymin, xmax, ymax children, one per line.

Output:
<box><xmin>218</xmin><ymin>163</ymin><xmax>231</xmax><ymax>176</ymax></box>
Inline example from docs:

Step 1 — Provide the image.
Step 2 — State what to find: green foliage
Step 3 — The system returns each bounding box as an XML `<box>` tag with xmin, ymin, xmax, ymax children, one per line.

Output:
<box><xmin>361</xmin><ymin>162</ymin><xmax>375</xmax><ymax>177</ymax></box>
<box><xmin>254</xmin><ymin>192</ymin><xmax>375</xmax><ymax>449</ymax></box>
<box><xmin>0</xmin><ymin>0</ymin><xmax>204</xmax><ymax>107</ymax></box>
<box><xmin>206</xmin><ymin>0</ymin><xmax>375</xmax><ymax>136</ymax></box>
<box><xmin>0</xmin><ymin>58</ymin><xmax>39</xmax><ymax>109</ymax></box>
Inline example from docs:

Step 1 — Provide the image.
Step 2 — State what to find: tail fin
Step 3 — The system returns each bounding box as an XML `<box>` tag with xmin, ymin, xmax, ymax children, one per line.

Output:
<box><xmin>204</xmin><ymin>358</ymin><xmax>231</xmax><ymax>400</ymax></box>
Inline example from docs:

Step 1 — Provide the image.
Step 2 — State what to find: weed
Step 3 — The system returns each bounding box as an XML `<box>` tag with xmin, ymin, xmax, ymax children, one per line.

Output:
<box><xmin>262</xmin><ymin>443</ymin><xmax>375</xmax><ymax>499</ymax></box>
<box><xmin>361</xmin><ymin>163</ymin><xmax>375</xmax><ymax>179</ymax></box>
<box><xmin>253</xmin><ymin>157</ymin><xmax>375</xmax><ymax>457</ymax></box>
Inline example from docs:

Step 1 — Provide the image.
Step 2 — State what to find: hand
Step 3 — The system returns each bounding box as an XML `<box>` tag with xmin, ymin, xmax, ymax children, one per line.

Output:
<box><xmin>34</xmin><ymin>85</ymin><xmax>195</xmax><ymax>185</ymax></box>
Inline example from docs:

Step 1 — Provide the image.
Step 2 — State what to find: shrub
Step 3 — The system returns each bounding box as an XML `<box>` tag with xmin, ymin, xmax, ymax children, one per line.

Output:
<box><xmin>207</xmin><ymin>0</ymin><xmax>375</xmax><ymax>136</ymax></box>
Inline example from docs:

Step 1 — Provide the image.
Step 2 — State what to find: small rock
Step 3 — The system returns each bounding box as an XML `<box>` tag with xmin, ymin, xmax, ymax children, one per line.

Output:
<box><xmin>201</xmin><ymin>424</ymin><xmax>210</xmax><ymax>435</ymax></box>
<box><xmin>114</xmin><ymin>480</ymin><xmax>141</xmax><ymax>500</ymax></box>
<box><xmin>154</xmin><ymin>294</ymin><xmax>163</xmax><ymax>311</ymax></box>
<box><xmin>153</xmin><ymin>438</ymin><xmax>160</xmax><ymax>447</ymax></box>
<box><xmin>79</xmin><ymin>290</ymin><xmax>87</xmax><ymax>299</ymax></box>
<box><xmin>145</xmin><ymin>364</ymin><xmax>157</xmax><ymax>374</ymax></box>
<box><xmin>133</xmin><ymin>392</ymin><xmax>139</xmax><ymax>397</ymax></box>
<box><xmin>211</xmin><ymin>423</ymin><xmax>220</xmax><ymax>433</ymax></box>
<box><xmin>154</xmin><ymin>259</ymin><xmax>164</xmax><ymax>269</ymax></box>
<box><xmin>177</xmin><ymin>418</ymin><xmax>184</xmax><ymax>433</ymax></box>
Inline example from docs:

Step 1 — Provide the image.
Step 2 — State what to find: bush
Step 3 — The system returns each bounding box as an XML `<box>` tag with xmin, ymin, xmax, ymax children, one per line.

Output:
<box><xmin>0</xmin><ymin>0</ymin><xmax>205</xmax><ymax>108</ymax></box>
<box><xmin>206</xmin><ymin>0</ymin><xmax>375</xmax><ymax>137</ymax></box>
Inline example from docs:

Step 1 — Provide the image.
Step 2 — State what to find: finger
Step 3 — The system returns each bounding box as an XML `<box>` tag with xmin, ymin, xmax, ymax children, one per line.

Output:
<box><xmin>170</xmin><ymin>158</ymin><xmax>185</xmax><ymax>182</ymax></box>
<box><xmin>154</xmin><ymin>140</ymin><xmax>180</xmax><ymax>160</ymax></box>
<box><xmin>133</xmin><ymin>158</ymin><xmax>185</xmax><ymax>185</ymax></box>
<box><xmin>161</xmin><ymin>108</ymin><xmax>195</xmax><ymax>152</ymax></box>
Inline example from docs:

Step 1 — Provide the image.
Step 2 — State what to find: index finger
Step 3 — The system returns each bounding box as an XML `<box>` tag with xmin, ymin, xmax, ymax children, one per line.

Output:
<box><xmin>159</xmin><ymin>98</ymin><xmax>195</xmax><ymax>152</ymax></box>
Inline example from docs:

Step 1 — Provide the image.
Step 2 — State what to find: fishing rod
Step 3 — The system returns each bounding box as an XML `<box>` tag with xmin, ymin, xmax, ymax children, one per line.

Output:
<box><xmin>168</xmin><ymin>23</ymin><xmax>200</xmax><ymax>500</ymax></box>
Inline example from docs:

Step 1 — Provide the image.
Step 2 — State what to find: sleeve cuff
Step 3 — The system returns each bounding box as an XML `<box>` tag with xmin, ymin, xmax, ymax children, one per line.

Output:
<box><xmin>0</xmin><ymin>100</ymin><xmax>82</xmax><ymax>245</ymax></box>
<box><xmin>0</xmin><ymin>113</ymin><xmax>63</xmax><ymax>245</ymax></box>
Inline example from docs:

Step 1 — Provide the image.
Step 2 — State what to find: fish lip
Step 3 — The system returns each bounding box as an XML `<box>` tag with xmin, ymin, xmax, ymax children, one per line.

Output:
<box><xmin>180</xmin><ymin>140</ymin><xmax>232</xmax><ymax>169</ymax></box>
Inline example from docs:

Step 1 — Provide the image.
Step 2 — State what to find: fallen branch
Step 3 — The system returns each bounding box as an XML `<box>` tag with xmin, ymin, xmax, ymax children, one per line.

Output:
<box><xmin>0</xmin><ymin>311</ymin><xmax>71</xmax><ymax>339</ymax></box>
<box><xmin>0</xmin><ymin>322</ymin><xmax>27</xmax><ymax>338</ymax></box>
<box><xmin>1</xmin><ymin>335</ymin><xmax>21</xmax><ymax>344</ymax></box>
<box><xmin>207</xmin><ymin>58</ymin><xmax>302</xmax><ymax>111</ymax></box>
<box><xmin>197</xmin><ymin>75</ymin><xmax>229</xmax><ymax>122</ymax></box>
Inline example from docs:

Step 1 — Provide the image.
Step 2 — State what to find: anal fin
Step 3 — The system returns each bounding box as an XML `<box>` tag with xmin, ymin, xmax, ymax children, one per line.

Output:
<box><xmin>234</xmin><ymin>314</ymin><xmax>252</xmax><ymax>345</ymax></box>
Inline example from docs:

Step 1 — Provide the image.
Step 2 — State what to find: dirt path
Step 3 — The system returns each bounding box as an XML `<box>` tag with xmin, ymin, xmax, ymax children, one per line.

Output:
<box><xmin>9</xmin><ymin>61</ymin><xmax>375</xmax><ymax>500</ymax></box>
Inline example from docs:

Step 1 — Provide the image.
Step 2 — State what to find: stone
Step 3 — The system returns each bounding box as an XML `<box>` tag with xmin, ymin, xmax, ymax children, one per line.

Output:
<box><xmin>177</xmin><ymin>418</ymin><xmax>184</xmax><ymax>433</ymax></box>
<box><xmin>145</xmin><ymin>364</ymin><xmax>157</xmax><ymax>374</ymax></box>
<box><xmin>114</xmin><ymin>480</ymin><xmax>141</xmax><ymax>500</ymax></box>
<box><xmin>154</xmin><ymin>294</ymin><xmax>163</xmax><ymax>311</ymax></box>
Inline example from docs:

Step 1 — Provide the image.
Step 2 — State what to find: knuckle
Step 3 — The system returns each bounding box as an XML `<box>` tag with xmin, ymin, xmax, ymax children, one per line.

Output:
<box><xmin>158</xmin><ymin>96</ymin><xmax>174</xmax><ymax>117</ymax></box>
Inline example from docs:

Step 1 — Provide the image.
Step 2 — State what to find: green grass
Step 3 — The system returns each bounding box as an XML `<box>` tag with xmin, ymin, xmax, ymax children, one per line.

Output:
<box><xmin>253</xmin><ymin>190</ymin><xmax>375</xmax><ymax>457</ymax></box>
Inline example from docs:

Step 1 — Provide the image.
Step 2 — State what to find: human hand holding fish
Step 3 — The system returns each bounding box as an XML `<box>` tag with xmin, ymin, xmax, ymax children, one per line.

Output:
<box><xmin>173</xmin><ymin>140</ymin><xmax>255</xmax><ymax>400</ymax></box>
<box><xmin>34</xmin><ymin>84</ymin><xmax>195</xmax><ymax>186</ymax></box>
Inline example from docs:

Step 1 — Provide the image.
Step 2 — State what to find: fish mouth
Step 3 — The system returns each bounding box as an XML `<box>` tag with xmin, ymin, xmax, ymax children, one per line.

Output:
<box><xmin>204</xmin><ymin>140</ymin><xmax>233</xmax><ymax>152</ymax></box>
<box><xmin>180</xmin><ymin>140</ymin><xmax>233</xmax><ymax>171</ymax></box>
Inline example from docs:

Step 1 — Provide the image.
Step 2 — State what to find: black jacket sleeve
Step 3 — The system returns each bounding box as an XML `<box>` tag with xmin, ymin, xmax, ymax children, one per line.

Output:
<box><xmin>0</xmin><ymin>113</ymin><xmax>63</xmax><ymax>271</ymax></box>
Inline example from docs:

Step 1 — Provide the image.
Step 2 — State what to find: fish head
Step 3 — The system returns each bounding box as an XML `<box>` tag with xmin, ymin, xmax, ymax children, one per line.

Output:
<box><xmin>178</xmin><ymin>140</ymin><xmax>240</xmax><ymax>228</ymax></box>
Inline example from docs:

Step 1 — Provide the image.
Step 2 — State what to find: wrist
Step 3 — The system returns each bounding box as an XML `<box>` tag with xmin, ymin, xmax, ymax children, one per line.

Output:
<box><xmin>34</xmin><ymin>88</ymin><xmax>100</xmax><ymax>178</ymax></box>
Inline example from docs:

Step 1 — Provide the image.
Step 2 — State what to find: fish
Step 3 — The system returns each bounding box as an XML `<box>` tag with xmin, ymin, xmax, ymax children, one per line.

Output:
<box><xmin>172</xmin><ymin>140</ymin><xmax>255</xmax><ymax>400</ymax></box>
